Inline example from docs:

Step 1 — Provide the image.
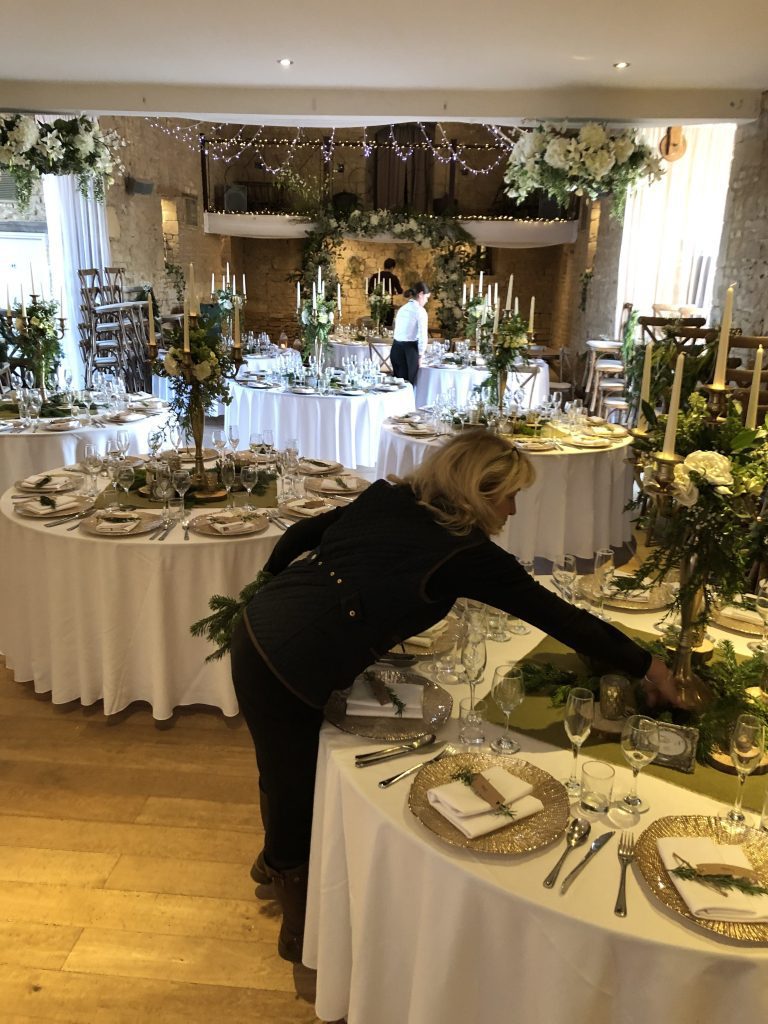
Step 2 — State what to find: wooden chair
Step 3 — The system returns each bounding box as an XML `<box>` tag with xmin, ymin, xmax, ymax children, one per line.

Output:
<box><xmin>368</xmin><ymin>338</ymin><xmax>393</xmax><ymax>374</ymax></box>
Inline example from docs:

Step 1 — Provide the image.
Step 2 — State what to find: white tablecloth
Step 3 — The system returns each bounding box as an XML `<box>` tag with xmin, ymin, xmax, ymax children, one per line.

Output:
<box><xmin>0</xmin><ymin>485</ymin><xmax>281</xmax><ymax>720</ymax></box>
<box><xmin>0</xmin><ymin>411</ymin><xmax>171</xmax><ymax>495</ymax></box>
<box><xmin>376</xmin><ymin>426</ymin><xmax>634</xmax><ymax>561</ymax></box>
<box><xmin>225</xmin><ymin>381</ymin><xmax>415</xmax><ymax>467</ymax></box>
<box><xmin>415</xmin><ymin>359</ymin><xmax>550</xmax><ymax>410</ymax></box>
<box><xmin>327</xmin><ymin>339</ymin><xmax>381</xmax><ymax>368</ymax></box>
<box><xmin>304</xmin><ymin>602</ymin><xmax>768</xmax><ymax>1024</ymax></box>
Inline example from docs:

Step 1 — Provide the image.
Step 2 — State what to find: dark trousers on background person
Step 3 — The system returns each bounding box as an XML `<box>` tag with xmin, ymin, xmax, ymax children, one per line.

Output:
<box><xmin>390</xmin><ymin>340</ymin><xmax>419</xmax><ymax>386</ymax></box>
<box><xmin>230</xmin><ymin>616</ymin><xmax>323</xmax><ymax>870</ymax></box>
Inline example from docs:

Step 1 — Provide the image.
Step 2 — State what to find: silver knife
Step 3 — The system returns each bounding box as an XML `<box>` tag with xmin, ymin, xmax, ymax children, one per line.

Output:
<box><xmin>378</xmin><ymin>747</ymin><xmax>447</xmax><ymax>788</ymax></box>
<box><xmin>560</xmin><ymin>832</ymin><xmax>615</xmax><ymax>894</ymax></box>
<box><xmin>157</xmin><ymin>521</ymin><xmax>178</xmax><ymax>541</ymax></box>
<box><xmin>356</xmin><ymin>740</ymin><xmax>437</xmax><ymax>768</ymax></box>
<box><xmin>356</xmin><ymin>734</ymin><xmax>436</xmax><ymax>762</ymax></box>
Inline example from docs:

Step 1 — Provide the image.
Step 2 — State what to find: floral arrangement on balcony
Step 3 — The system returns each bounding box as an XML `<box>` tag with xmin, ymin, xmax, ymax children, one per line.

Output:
<box><xmin>0</xmin><ymin>113</ymin><xmax>124</xmax><ymax>209</ymax></box>
<box><xmin>503</xmin><ymin>122</ymin><xmax>663</xmax><ymax>219</ymax></box>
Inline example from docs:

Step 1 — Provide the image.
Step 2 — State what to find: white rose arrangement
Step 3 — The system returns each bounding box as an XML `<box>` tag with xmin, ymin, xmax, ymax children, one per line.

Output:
<box><xmin>504</xmin><ymin>122</ymin><xmax>663</xmax><ymax>219</ymax></box>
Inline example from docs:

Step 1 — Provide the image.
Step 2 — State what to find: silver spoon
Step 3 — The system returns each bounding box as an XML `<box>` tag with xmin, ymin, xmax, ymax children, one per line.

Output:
<box><xmin>542</xmin><ymin>818</ymin><xmax>591</xmax><ymax>889</ymax></box>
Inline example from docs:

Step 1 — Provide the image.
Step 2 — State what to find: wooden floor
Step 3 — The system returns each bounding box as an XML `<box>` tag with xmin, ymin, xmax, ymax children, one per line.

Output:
<box><xmin>0</xmin><ymin>658</ymin><xmax>337</xmax><ymax>1024</ymax></box>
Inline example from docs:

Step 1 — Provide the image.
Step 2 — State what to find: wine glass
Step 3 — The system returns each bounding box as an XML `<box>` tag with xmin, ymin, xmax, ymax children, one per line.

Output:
<box><xmin>116</xmin><ymin>429</ymin><xmax>130</xmax><ymax>459</ymax></box>
<box><xmin>564</xmin><ymin>687</ymin><xmax>594</xmax><ymax>794</ymax></box>
<box><xmin>116</xmin><ymin>463</ymin><xmax>135</xmax><ymax>502</ymax></box>
<box><xmin>592</xmin><ymin>548</ymin><xmax>615</xmax><ymax>621</ymax></box>
<box><xmin>249</xmin><ymin>431</ymin><xmax>263</xmax><ymax>456</ymax></box>
<box><xmin>490</xmin><ymin>664</ymin><xmax>524</xmax><ymax>755</ymax></box>
<box><xmin>220</xmin><ymin>457</ymin><xmax>236</xmax><ymax>508</ymax></box>
<box><xmin>461</xmin><ymin>630</ymin><xmax>487</xmax><ymax>711</ymax></box>
<box><xmin>616</xmin><ymin>715</ymin><xmax>660</xmax><ymax>816</ymax></box>
<box><xmin>167</xmin><ymin>421</ymin><xmax>182</xmax><ymax>453</ymax></box>
<box><xmin>211</xmin><ymin>428</ymin><xmax>227</xmax><ymax>456</ymax></box>
<box><xmin>553</xmin><ymin>554</ymin><xmax>577</xmax><ymax>600</ymax></box>
<box><xmin>147</xmin><ymin>429</ymin><xmax>164</xmax><ymax>460</ymax></box>
<box><xmin>724</xmin><ymin>713</ymin><xmax>765</xmax><ymax>825</ymax></box>
<box><xmin>154</xmin><ymin>464</ymin><xmax>174</xmax><ymax>524</ymax></box>
<box><xmin>81</xmin><ymin>443</ymin><xmax>101</xmax><ymax>496</ymax></box>
<box><xmin>227</xmin><ymin>425</ymin><xmax>240</xmax><ymax>452</ymax></box>
<box><xmin>747</xmin><ymin>581</ymin><xmax>768</xmax><ymax>655</ymax></box>
<box><xmin>262</xmin><ymin>428</ymin><xmax>274</xmax><ymax>454</ymax></box>
<box><xmin>240</xmin><ymin>464</ymin><xmax>258</xmax><ymax>510</ymax></box>
<box><xmin>172</xmin><ymin>468</ymin><xmax>191</xmax><ymax>516</ymax></box>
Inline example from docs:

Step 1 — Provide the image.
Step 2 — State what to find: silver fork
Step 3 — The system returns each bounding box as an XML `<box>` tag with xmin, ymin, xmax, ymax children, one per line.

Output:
<box><xmin>614</xmin><ymin>832</ymin><xmax>635</xmax><ymax>917</ymax></box>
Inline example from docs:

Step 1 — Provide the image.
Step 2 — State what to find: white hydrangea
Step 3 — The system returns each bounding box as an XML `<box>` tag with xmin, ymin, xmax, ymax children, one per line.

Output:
<box><xmin>684</xmin><ymin>450</ymin><xmax>734</xmax><ymax>486</ymax></box>
<box><xmin>192</xmin><ymin>360</ymin><xmax>212</xmax><ymax>382</ymax></box>
<box><xmin>72</xmin><ymin>130</ymin><xmax>95</xmax><ymax>157</ymax></box>
<box><xmin>544</xmin><ymin>138</ymin><xmax>571</xmax><ymax>171</ymax></box>
<box><xmin>582</xmin><ymin>148</ymin><xmax>616</xmax><ymax>180</ymax></box>
<box><xmin>578</xmin><ymin>123</ymin><xmax>608</xmax><ymax>149</ymax></box>
<box><xmin>514</xmin><ymin>131</ymin><xmax>547</xmax><ymax>163</ymax></box>
<box><xmin>672</xmin><ymin>464</ymin><xmax>699</xmax><ymax>507</ymax></box>
<box><xmin>8</xmin><ymin>116</ymin><xmax>40</xmax><ymax>153</ymax></box>
<box><xmin>164</xmin><ymin>352</ymin><xmax>181</xmax><ymax>376</ymax></box>
<box><xmin>613</xmin><ymin>136</ymin><xmax>636</xmax><ymax>165</ymax></box>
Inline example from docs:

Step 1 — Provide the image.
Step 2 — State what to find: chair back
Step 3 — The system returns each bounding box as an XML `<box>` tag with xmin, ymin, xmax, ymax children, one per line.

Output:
<box><xmin>368</xmin><ymin>339</ymin><xmax>393</xmax><ymax>374</ymax></box>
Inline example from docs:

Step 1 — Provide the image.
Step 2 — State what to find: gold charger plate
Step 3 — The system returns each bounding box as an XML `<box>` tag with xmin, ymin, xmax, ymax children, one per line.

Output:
<box><xmin>279</xmin><ymin>498</ymin><xmax>338</xmax><ymax>519</ymax></box>
<box><xmin>578</xmin><ymin>575</ymin><xmax>673</xmax><ymax>612</ymax></box>
<box><xmin>325</xmin><ymin>674</ymin><xmax>452</xmax><ymax>741</ymax></box>
<box><xmin>298</xmin><ymin>458</ymin><xmax>343</xmax><ymax>476</ymax></box>
<box><xmin>635</xmin><ymin>815</ymin><xmax>768</xmax><ymax>943</ymax></box>
<box><xmin>712</xmin><ymin>607</ymin><xmax>763</xmax><ymax>639</ymax></box>
<box><xmin>79</xmin><ymin>510</ymin><xmax>163</xmax><ymax>537</ymax></box>
<box><xmin>305</xmin><ymin>474</ymin><xmax>369</xmax><ymax>497</ymax></box>
<box><xmin>14</xmin><ymin>496</ymin><xmax>93</xmax><ymax>519</ymax></box>
<box><xmin>563</xmin><ymin>437</ymin><xmax>613</xmax><ymax>450</ymax></box>
<box><xmin>15</xmin><ymin>475</ymin><xmax>79</xmax><ymax>494</ymax></box>
<box><xmin>188</xmin><ymin>512</ymin><xmax>269</xmax><ymax>537</ymax></box>
<box><xmin>409</xmin><ymin>752</ymin><xmax>569</xmax><ymax>854</ymax></box>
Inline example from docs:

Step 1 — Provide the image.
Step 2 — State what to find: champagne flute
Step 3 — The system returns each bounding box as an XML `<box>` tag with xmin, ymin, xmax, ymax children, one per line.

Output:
<box><xmin>490</xmin><ymin>664</ymin><xmax>524</xmax><ymax>755</ymax></box>
<box><xmin>168</xmin><ymin>421</ymin><xmax>182</xmax><ymax>453</ymax></box>
<box><xmin>747</xmin><ymin>580</ymin><xmax>768</xmax><ymax>655</ymax></box>
<box><xmin>617</xmin><ymin>715</ymin><xmax>660</xmax><ymax>815</ymax></box>
<box><xmin>116</xmin><ymin>429</ymin><xmax>130</xmax><ymax>459</ymax></box>
<box><xmin>725</xmin><ymin>713</ymin><xmax>765</xmax><ymax>825</ymax></box>
<box><xmin>461</xmin><ymin>630</ymin><xmax>487</xmax><ymax>711</ymax></box>
<box><xmin>553</xmin><ymin>553</ymin><xmax>576</xmax><ymax>600</ymax></box>
<box><xmin>227</xmin><ymin>424</ymin><xmax>240</xmax><ymax>452</ymax></box>
<box><xmin>592</xmin><ymin>548</ymin><xmax>615</xmax><ymax>621</ymax></box>
<box><xmin>240</xmin><ymin>464</ymin><xmax>258</xmax><ymax>511</ymax></box>
<box><xmin>564</xmin><ymin>687</ymin><xmax>594</xmax><ymax>794</ymax></box>
<box><xmin>221</xmin><ymin>457</ymin><xmax>236</xmax><ymax>508</ymax></box>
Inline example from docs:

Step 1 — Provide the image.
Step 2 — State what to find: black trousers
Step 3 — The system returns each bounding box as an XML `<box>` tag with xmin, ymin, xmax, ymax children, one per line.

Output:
<box><xmin>390</xmin><ymin>340</ymin><xmax>420</xmax><ymax>386</ymax></box>
<box><xmin>230</xmin><ymin>617</ymin><xmax>324</xmax><ymax>870</ymax></box>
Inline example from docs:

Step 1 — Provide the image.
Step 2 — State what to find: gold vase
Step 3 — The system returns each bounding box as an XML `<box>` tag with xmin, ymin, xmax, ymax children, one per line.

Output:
<box><xmin>189</xmin><ymin>388</ymin><xmax>206</xmax><ymax>489</ymax></box>
<box><xmin>669</xmin><ymin>549</ymin><xmax>712</xmax><ymax>710</ymax></box>
<box><xmin>497</xmin><ymin>369</ymin><xmax>508</xmax><ymax>411</ymax></box>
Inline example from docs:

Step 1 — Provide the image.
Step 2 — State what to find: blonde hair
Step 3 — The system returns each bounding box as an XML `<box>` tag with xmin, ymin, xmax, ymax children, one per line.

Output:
<box><xmin>394</xmin><ymin>430</ymin><xmax>536</xmax><ymax>536</ymax></box>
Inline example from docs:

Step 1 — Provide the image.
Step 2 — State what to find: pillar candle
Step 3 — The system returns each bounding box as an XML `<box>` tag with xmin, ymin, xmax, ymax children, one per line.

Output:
<box><xmin>462</xmin><ymin>283</ymin><xmax>467</xmax><ymax>306</ymax></box>
<box><xmin>296</xmin><ymin>281</ymin><xmax>301</xmax><ymax>311</ymax></box>
<box><xmin>492</xmin><ymin>302</ymin><xmax>500</xmax><ymax>333</ymax></box>
<box><xmin>312</xmin><ymin>282</ymin><xmax>317</xmax><ymax>311</ymax></box>
<box><xmin>494</xmin><ymin>282</ymin><xmax>499</xmax><ymax>306</ymax></box>
<box><xmin>183</xmin><ymin>303</ymin><xmax>190</xmax><ymax>353</ymax></box>
<box><xmin>233</xmin><ymin>298</ymin><xmax>241</xmax><ymax>350</ymax></box>
<box><xmin>221</xmin><ymin>275</ymin><xmax>225</xmax><ymax>292</ymax></box>
<box><xmin>487</xmin><ymin>285</ymin><xmax>492</xmax><ymax>307</ymax></box>
<box><xmin>242</xmin><ymin>273</ymin><xmax>247</xmax><ymax>298</ymax></box>
<box><xmin>745</xmin><ymin>345</ymin><xmax>764</xmax><ymax>430</ymax></box>
<box><xmin>529</xmin><ymin>296</ymin><xmax>535</xmax><ymax>333</ymax></box>
<box><xmin>225</xmin><ymin>262</ymin><xmax>230</xmax><ymax>287</ymax></box>
<box><xmin>469</xmin><ymin>284</ymin><xmax>474</xmax><ymax>302</ymax></box>
<box><xmin>662</xmin><ymin>352</ymin><xmax>685</xmax><ymax>456</ymax></box>
<box><xmin>30</xmin><ymin>263</ymin><xmax>35</xmax><ymax>297</ymax></box>
<box><xmin>21</xmin><ymin>285</ymin><xmax>26</xmax><ymax>319</ymax></box>
<box><xmin>713</xmin><ymin>283</ymin><xmax>735</xmax><ymax>387</ymax></box>
<box><xmin>505</xmin><ymin>274</ymin><xmax>513</xmax><ymax>311</ymax></box>
<box><xmin>211</xmin><ymin>272</ymin><xmax>215</xmax><ymax>296</ymax></box>
<box><xmin>318</xmin><ymin>266</ymin><xmax>323</xmax><ymax>292</ymax></box>
<box><xmin>188</xmin><ymin>263</ymin><xmax>198</xmax><ymax>316</ymax></box>
<box><xmin>637</xmin><ymin>340</ymin><xmax>654</xmax><ymax>431</ymax></box>
<box><xmin>514</xmin><ymin>296</ymin><xmax>519</xmax><ymax>315</ymax></box>
<box><xmin>478</xmin><ymin>271</ymin><xmax>484</xmax><ymax>296</ymax></box>
<box><xmin>147</xmin><ymin>295</ymin><xmax>156</xmax><ymax>349</ymax></box>
<box><xmin>337</xmin><ymin>282</ymin><xmax>342</xmax><ymax>313</ymax></box>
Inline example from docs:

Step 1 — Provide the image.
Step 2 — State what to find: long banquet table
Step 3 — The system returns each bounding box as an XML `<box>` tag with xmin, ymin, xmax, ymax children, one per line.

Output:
<box><xmin>225</xmin><ymin>380</ymin><xmax>415</xmax><ymax>467</ymax></box>
<box><xmin>304</xmin><ymin>602</ymin><xmax>768</xmax><ymax>1024</ymax></box>
<box><xmin>0</xmin><ymin>483</ymin><xmax>282</xmax><ymax>720</ymax></box>
<box><xmin>377</xmin><ymin>425</ymin><xmax>634</xmax><ymax>561</ymax></box>
<box><xmin>0</xmin><ymin>410</ymin><xmax>171</xmax><ymax>496</ymax></box>
<box><xmin>415</xmin><ymin>358</ymin><xmax>550</xmax><ymax>409</ymax></box>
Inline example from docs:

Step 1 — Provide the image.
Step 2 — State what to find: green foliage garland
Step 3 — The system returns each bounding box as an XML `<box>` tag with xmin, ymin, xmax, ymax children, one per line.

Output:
<box><xmin>0</xmin><ymin>297</ymin><xmax>63</xmax><ymax>388</ymax></box>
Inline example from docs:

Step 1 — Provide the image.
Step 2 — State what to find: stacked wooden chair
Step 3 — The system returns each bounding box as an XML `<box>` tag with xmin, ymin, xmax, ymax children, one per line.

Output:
<box><xmin>77</xmin><ymin>268</ymin><xmax>153</xmax><ymax>390</ymax></box>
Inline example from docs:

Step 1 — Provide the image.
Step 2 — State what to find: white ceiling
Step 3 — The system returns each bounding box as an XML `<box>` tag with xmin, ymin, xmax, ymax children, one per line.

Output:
<box><xmin>2</xmin><ymin>0</ymin><xmax>767</xmax><ymax>124</ymax></box>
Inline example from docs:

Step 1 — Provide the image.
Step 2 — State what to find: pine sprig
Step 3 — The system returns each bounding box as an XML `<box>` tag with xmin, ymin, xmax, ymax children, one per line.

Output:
<box><xmin>190</xmin><ymin>571</ymin><xmax>273</xmax><ymax>662</ymax></box>
<box><xmin>449</xmin><ymin>769</ymin><xmax>517</xmax><ymax>820</ymax></box>
<box><xmin>386</xmin><ymin>686</ymin><xmax>406</xmax><ymax>717</ymax></box>
<box><xmin>671</xmin><ymin>856</ymin><xmax>768</xmax><ymax>897</ymax></box>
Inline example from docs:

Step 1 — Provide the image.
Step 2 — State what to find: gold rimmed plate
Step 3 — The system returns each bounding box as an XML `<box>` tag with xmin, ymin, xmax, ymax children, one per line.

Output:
<box><xmin>298</xmin><ymin>458</ymin><xmax>343</xmax><ymax>476</ymax></box>
<box><xmin>79</xmin><ymin>510</ymin><xmax>163</xmax><ymax>537</ymax></box>
<box><xmin>712</xmin><ymin>606</ymin><xmax>764</xmax><ymax>639</ymax></box>
<box><xmin>409</xmin><ymin>752</ymin><xmax>569</xmax><ymax>854</ymax></box>
<box><xmin>15</xmin><ymin>495</ymin><xmax>93</xmax><ymax>519</ymax></box>
<box><xmin>578</xmin><ymin>575</ymin><xmax>673</xmax><ymax>612</ymax></box>
<box><xmin>325</xmin><ymin>674</ymin><xmax>452</xmax><ymax>741</ymax></box>
<box><xmin>188</xmin><ymin>512</ymin><xmax>270</xmax><ymax>537</ymax></box>
<box><xmin>15</xmin><ymin>475</ymin><xmax>79</xmax><ymax>494</ymax></box>
<box><xmin>305</xmin><ymin>474</ymin><xmax>369</xmax><ymax>497</ymax></box>
<box><xmin>635</xmin><ymin>815</ymin><xmax>768</xmax><ymax>943</ymax></box>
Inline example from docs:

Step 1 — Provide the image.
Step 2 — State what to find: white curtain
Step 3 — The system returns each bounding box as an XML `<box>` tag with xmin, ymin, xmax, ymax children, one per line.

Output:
<box><xmin>42</xmin><ymin>172</ymin><xmax>111</xmax><ymax>381</ymax></box>
<box><xmin>615</xmin><ymin>124</ymin><xmax>736</xmax><ymax>333</ymax></box>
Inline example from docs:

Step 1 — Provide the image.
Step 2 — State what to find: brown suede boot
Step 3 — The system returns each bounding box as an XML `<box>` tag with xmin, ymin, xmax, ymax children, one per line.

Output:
<box><xmin>266</xmin><ymin>861</ymin><xmax>309</xmax><ymax>964</ymax></box>
<box><xmin>250</xmin><ymin>787</ymin><xmax>270</xmax><ymax>886</ymax></box>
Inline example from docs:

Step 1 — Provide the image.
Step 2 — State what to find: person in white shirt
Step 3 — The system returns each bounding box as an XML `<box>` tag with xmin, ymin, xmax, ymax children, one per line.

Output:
<box><xmin>390</xmin><ymin>281</ymin><xmax>430</xmax><ymax>385</ymax></box>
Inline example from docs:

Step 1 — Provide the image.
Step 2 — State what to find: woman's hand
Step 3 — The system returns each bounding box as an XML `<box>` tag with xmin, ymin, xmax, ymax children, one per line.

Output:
<box><xmin>642</xmin><ymin>655</ymin><xmax>681</xmax><ymax>707</ymax></box>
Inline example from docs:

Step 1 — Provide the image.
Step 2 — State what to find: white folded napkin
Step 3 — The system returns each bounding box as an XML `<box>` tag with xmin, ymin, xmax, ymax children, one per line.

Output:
<box><xmin>427</xmin><ymin>767</ymin><xmax>543</xmax><ymax>839</ymax></box>
<box><xmin>719</xmin><ymin>603</ymin><xmax>763</xmax><ymax>626</ymax></box>
<box><xmin>21</xmin><ymin>473</ymin><xmax>71</xmax><ymax>492</ymax></box>
<box><xmin>95</xmin><ymin>517</ymin><xmax>140</xmax><ymax>535</ymax></box>
<box><xmin>657</xmin><ymin>836</ymin><xmax>768</xmax><ymax>921</ymax></box>
<box><xmin>605</xmin><ymin>572</ymin><xmax>652</xmax><ymax>603</ymax></box>
<box><xmin>403</xmin><ymin>620</ymin><xmax>448</xmax><ymax>649</ymax></box>
<box><xmin>21</xmin><ymin>495</ymin><xmax>81</xmax><ymax>516</ymax></box>
<box><xmin>44</xmin><ymin>419</ymin><xmax>79</xmax><ymax>431</ymax></box>
<box><xmin>345</xmin><ymin>677</ymin><xmax>424</xmax><ymax>719</ymax></box>
<box><xmin>209</xmin><ymin>519</ymin><xmax>253</xmax><ymax>535</ymax></box>
<box><xmin>111</xmin><ymin>411</ymin><xmax>145</xmax><ymax>422</ymax></box>
<box><xmin>285</xmin><ymin>499</ymin><xmax>336</xmax><ymax>517</ymax></box>
<box><xmin>319</xmin><ymin>475</ymin><xmax>359</xmax><ymax>492</ymax></box>
<box><xmin>130</xmin><ymin>391</ymin><xmax>154</xmax><ymax>400</ymax></box>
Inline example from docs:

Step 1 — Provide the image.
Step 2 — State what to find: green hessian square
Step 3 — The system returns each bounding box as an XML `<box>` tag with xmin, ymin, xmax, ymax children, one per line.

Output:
<box><xmin>484</xmin><ymin>628</ymin><xmax>767</xmax><ymax>810</ymax></box>
<box><xmin>95</xmin><ymin>473</ymin><xmax>278</xmax><ymax>511</ymax></box>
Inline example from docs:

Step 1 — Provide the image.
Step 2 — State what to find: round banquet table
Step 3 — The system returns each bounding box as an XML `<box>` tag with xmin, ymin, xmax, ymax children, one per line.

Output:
<box><xmin>0</xmin><ymin>410</ymin><xmax>171</xmax><ymax>496</ymax></box>
<box><xmin>0</xmin><ymin>484</ymin><xmax>281</xmax><ymax>720</ymax></box>
<box><xmin>415</xmin><ymin>359</ymin><xmax>550</xmax><ymax>410</ymax></box>
<box><xmin>225</xmin><ymin>380</ymin><xmax>415</xmax><ymax>467</ymax></box>
<box><xmin>327</xmin><ymin>338</ymin><xmax>383</xmax><ymax>368</ymax></box>
<box><xmin>376</xmin><ymin>425</ymin><xmax>633</xmax><ymax>562</ymax></box>
<box><xmin>304</xmin><ymin>601</ymin><xmax>768</xmax><ymax>1024</ymax></box>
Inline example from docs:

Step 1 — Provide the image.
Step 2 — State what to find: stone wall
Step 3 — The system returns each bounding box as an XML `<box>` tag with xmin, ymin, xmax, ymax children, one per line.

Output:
<box><xmin>712</xmin><ymin>92</ymin><xmax>768</xmax><ymax>335</ymax></box>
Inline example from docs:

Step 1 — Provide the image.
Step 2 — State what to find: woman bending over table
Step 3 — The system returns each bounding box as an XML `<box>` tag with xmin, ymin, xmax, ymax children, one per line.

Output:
<box><xmin>230</xmin><ymin>430</ymin><xmax>677</xmax><ymax>963</ymax></box>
